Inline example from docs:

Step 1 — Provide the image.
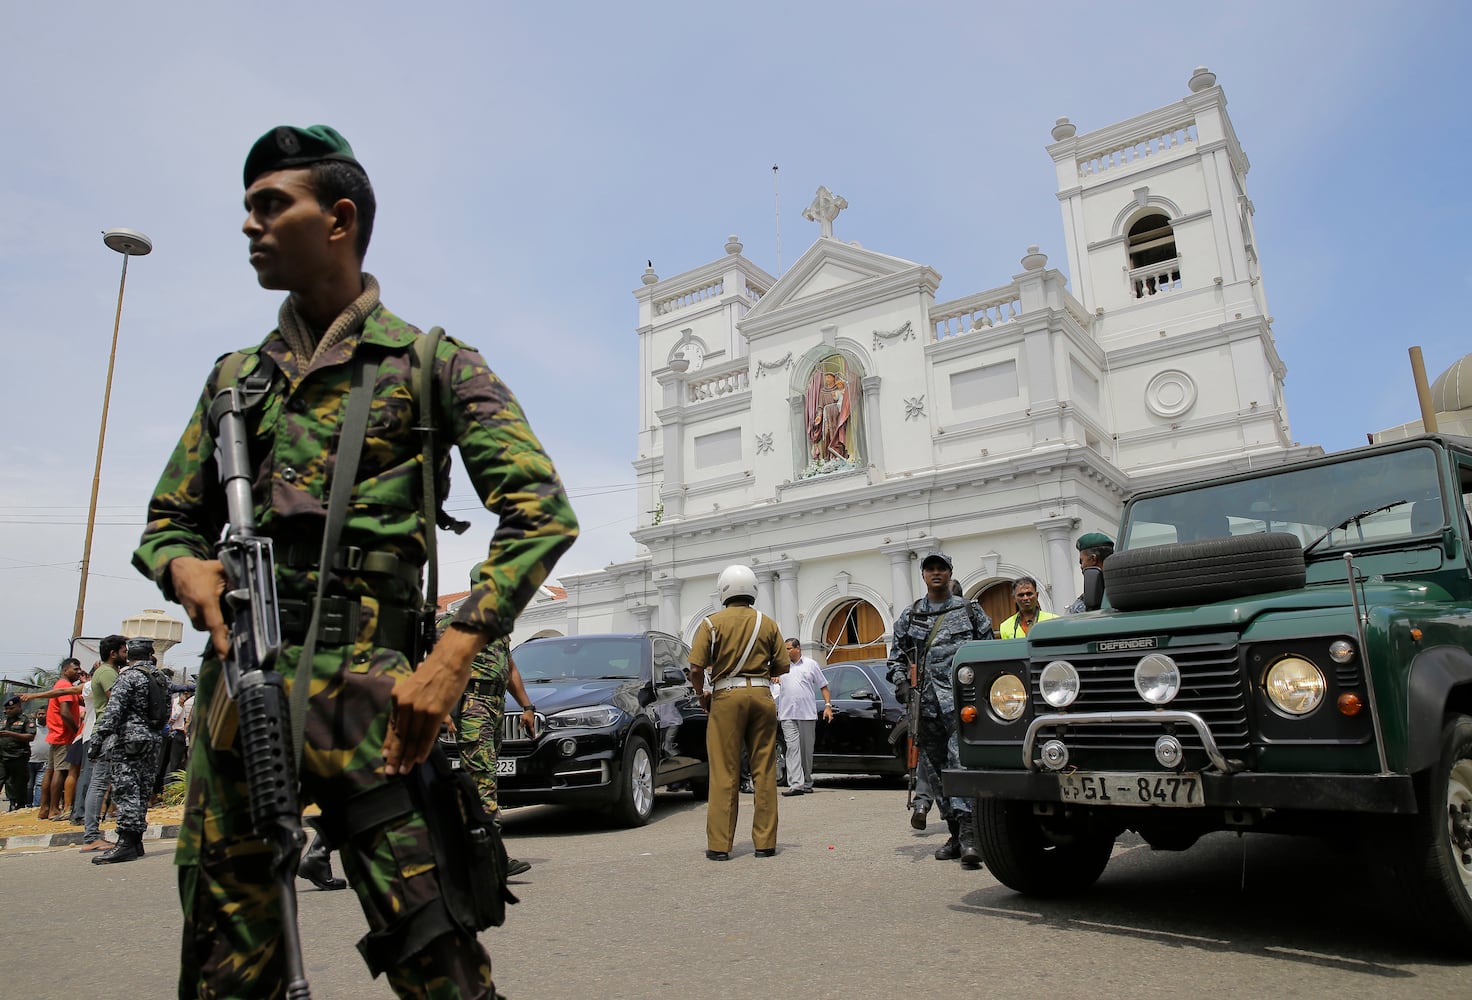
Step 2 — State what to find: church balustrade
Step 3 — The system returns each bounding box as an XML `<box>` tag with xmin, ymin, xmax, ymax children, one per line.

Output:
<box><xmin>1127</xmin><ymin>257</ymin><xmax>1183</xmax><ymax>298</ymax></box>
<box><xmin>931</xmin><ymin>285</ymin><xmax>1024</xmax><ymax>341</ymax></box>
<box><xmin>655</xmin><ymin>278</ymin><xmax>724</xmax><ymax>315</ymax></box>
<box><xmin>1077</xmin><ymin>123</ymin><xmax>1198</xmax><ymax>178</ymax></box>
<box><xmin>687</xmin><ymin>366</ymin><xmax>750</xmax><ymax>402</ymax></box>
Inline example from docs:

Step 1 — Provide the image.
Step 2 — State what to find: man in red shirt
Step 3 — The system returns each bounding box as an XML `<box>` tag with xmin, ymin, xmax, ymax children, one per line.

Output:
<box><xmin>38</xmin><ymin>658</ymin><xmax>82</xmax><ymax>820</ymax></box>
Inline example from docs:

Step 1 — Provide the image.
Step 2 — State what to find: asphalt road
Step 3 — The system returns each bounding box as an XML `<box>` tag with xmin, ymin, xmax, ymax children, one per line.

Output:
<box><xmin>2</xmin><ymin>777</ymin><xmax>1466</xmax><ymax>999</ymax></box>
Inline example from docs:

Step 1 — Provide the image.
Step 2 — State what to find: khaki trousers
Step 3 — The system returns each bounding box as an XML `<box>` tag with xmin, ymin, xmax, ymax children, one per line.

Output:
<box><xmin>705</xmin><ymin>685</ymin><xmax>779</xmax><ymax>852</ymax></box>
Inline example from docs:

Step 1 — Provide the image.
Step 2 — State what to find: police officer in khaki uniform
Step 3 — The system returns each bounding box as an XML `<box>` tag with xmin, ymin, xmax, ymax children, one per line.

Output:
<box><xmin>689</xmin><ymin>565</ymin><xmax>789</xmax><ymax>860</ymax></box>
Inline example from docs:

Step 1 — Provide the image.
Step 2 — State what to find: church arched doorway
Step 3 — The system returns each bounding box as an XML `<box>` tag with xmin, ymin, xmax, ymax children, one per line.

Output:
<box><xmin>973</xmin><ymin>581</ymin><xmax>1016</xmax><ymax>632</ymax></box>
<box><xmin>820</xmin><ymin>598</ymin><xmax>887</xmax><ymax>663</ymax></box>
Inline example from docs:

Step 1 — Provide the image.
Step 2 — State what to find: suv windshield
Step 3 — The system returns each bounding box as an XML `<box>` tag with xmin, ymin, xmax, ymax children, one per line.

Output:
<box><xmin>1124</xmin><ymin>445</ymin><xmax>1445</xmax><ymax>555</ymax></box>
<box><xmin>513</xmin><ymin>637</ymin><xmax>645</xmax><ymax>682</ymax></box>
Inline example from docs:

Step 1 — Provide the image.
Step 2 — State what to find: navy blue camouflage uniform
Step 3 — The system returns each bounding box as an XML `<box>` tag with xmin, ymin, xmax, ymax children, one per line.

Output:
<box><xmin>887</xmin><ymin>596</ymin><xmax>993</xmax><ymax>821</ymax></box>
<box><xmin>91</xmin><ymin>659</ymin><xmax>163</xmax><ymax>836</ymax></box>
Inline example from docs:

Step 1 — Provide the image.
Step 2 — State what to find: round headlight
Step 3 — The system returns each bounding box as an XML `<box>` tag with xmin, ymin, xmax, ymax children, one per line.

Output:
<box><xmin>1265</xmin><ymin>656</ymin><xmax>1325</xmax><ymax>715</ymax></box>
<box><xmin>956</xmin><ymin>665</ymin><xmax>975</xmax><ymax>685</ymax></box>
<box><xmin>1328</xmin><ymin>640</ymin><xmax>1355</xmax><ymax>664</ymax></box>
<box><xmin>1038</xmin><ymin>660</ymin><xmax>1080</xmax><ymax>708</ymax></box>
<box><xmin>989</xmin><ymin>674</ymin><xmax>1027</xmax><ymax>721</ymax></box>
<box><xmin>1134</xmin><ymin>653</ymin><xmax>1181</xmax><ymax>705</ymax></box>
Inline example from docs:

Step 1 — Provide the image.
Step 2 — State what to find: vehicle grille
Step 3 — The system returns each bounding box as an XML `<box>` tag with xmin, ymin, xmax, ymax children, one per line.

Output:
<box><xmin>1029</xmin><ymin>643</ymin><xmax>1249</xmax><ymax>755</ymax></box>
<box><xmin>501</xmin><ymin>713</ymin><xmax>537</xmax><ymax>743</ymax></box>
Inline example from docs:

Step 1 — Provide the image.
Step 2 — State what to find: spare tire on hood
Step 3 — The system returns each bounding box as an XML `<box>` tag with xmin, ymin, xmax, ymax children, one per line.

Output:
<box><xmin>1106</xmin><ymin>531</ymin><xmax>1306</xmax><ymax>612</ymax></box>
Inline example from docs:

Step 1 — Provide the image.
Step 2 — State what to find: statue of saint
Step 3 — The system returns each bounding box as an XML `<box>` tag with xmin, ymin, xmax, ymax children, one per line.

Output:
<box><xmin>805</xmin><ymin>356</ymin><xmax>854</xmax><ymax>463</ymax></box>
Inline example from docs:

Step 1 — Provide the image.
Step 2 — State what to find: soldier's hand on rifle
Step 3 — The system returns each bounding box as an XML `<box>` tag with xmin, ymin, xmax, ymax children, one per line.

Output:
<box><xmin>383</xmin><ymin>623</ymin><xmax>480</xmax><ymax>776</ymax></box>
<box><xmin>170</xmin><ymin>556</ymin><xmax>231</xmax><ymax>660</ymax></box>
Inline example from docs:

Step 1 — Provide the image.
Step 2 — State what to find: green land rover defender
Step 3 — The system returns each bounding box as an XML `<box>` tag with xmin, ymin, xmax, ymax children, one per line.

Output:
<box><xmin>944</xmin><ymin>435</ymin><xmax>1472</xmax><ymax>951</ymax></box>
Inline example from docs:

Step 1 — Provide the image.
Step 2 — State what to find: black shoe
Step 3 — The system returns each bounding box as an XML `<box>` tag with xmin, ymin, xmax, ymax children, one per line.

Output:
<box><xmin>780</xmin><ymin>788</ymin><xmax>803</xmax><ymax>797</ymax></box>
<box><xmin>506</xmin><ymin>858</ymin><xmax>531</xmax><ymax>877</ymax></box>
<box><xmin>706</xmin><ymin>850</ymin><xmax>730</xmax><ymax>861</ymax></box>
<box><xmin>299</xmin><ymin>838</ymin><xmax>347</xmax><ymax>890</ymax></box>
<box><xmin>933</xmin><ymin>837</ymin><xmax>961</xmax><ymax>861</ymax></box>
<box><xmin>739</xmin><ymin>781</ymin><xmax>755</xmax><ymax>794</ymax></box>
<box><xmin>910</xmin><ymin>808</ymin><xmax>927</xmax><ymax>831</ymax></box>
<box><xmin>754</xmin><ymin>848</ymin><xmax>776</xmax><ymax>858</ymax></box>
<box><xmin>92</xmin><ymin>832</ymin><xmax>143</xmax><ymax>865</ymax></box>
<box><xmin>959</xmin><ymin>814</ymin><xmax>982</xmax><ymax>870</ymax></box>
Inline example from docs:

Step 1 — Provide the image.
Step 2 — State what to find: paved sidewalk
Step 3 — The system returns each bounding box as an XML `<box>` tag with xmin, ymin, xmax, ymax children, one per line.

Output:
<box><xmin>1</xmin><ymin>821</ymin><xmax>181</xmax><ymax>850</ymax></box>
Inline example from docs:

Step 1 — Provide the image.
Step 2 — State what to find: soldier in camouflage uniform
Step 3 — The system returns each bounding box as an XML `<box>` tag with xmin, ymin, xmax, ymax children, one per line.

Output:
<box><xmin>886</xmin><ymin>553</ymin><xmax>993</xmax><ymax>869</ymax></box>
<box><xmin>1066</xmin><ymin>532</ymin><xmax>1113</xmax><ymax>614</ymax></box>
<box><xmin>88</xmin><ymin>637</ymin><xmax>164</xmax><ymax>865</ymax></box>
<box><xmin>133</xmin><ymin>125</ymin><xmax>578</xmax><ymax>1000</ymax></box>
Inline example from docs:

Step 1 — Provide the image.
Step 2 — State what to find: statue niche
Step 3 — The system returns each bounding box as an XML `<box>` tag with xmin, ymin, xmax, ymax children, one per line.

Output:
<box><xmin>801</xmin><ymin>354</ymin><xmax>861</xmax><ymax>478</ymax></box>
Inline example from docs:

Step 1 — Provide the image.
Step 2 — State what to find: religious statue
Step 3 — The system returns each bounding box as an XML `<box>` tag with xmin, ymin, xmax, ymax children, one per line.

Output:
<box><xmin>802</xmin><ymin>186</ymin><xmax>848</xmax><ymax>239</ymax></box>
<box><xmin>805</xmin><ymin>355</ymin><xmax>855</xmax><ymax>464</ymax></box>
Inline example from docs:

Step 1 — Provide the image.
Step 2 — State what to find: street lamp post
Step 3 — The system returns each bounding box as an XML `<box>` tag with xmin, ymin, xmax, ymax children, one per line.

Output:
<box><xmin>72</xmin><ymin>228</ymin><xmax>152</xmax><ymax>641</ymax></box>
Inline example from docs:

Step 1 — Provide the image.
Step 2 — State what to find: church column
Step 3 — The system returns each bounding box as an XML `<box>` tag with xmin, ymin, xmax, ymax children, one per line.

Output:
<box><xmin>861</xmin><ymin>375</ymin><xmax>884</xmax><ymax>474</ymax></box>
<box><xmin>755</xmin><ymin>568</ymin><xmax>777</xmax><ymax>620</ymax></box>
<box><xmin>656</xmin><ymin>579</ymin><xmax>681</xmax><ymax>636</ymax></box>
<box><xmin>658</xmin><ymin>407</ymin><xmax>686</xmax><ymax>520</ymax></box>
<box><xmin>1033</xmin><ymin>517</ymin><xmax>1079</xmax><ymax>613</ymax></box>
<box><xmin>770</xmin><ymin>559</ymin><xmax>800</xmax><ymax>637</ymax></box>
<box><xmin>880</xmin><ymin>540</ymin><xmax>916</xmax><ymax>614</ymax></box>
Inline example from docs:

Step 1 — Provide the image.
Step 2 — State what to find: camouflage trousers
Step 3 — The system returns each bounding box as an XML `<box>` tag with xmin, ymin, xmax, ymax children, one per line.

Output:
<box><xmin>458</xmin><ymin>693</ymin><xmax>505</xmax><ymax>815</ymax></box>
<box><xmin>109</xmin><ymin>741</ymin><xmax>160</xmax><ymax>834</ymax></box>
<box><xmin>916</xmin><ymin>706</ymin><xmax>969</xmax><ymax>822</ymax></box>
<box><xmin>176</xmin><ymin>641</ymin><xmax>495</xmax><ymax>1000</ymax></box>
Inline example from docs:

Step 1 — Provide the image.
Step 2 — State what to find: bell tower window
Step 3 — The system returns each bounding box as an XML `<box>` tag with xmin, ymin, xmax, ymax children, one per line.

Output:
<box><xmin>1127</xmin><ymin>213</ymin><xmax>1181</xmax><ymax>298</ymax></box>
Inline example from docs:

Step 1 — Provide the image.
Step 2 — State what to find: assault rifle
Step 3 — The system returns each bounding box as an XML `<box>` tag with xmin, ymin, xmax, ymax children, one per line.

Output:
<box><xmin>208</xmin><ymin>383</ymin><xmax>312</xmax><ymax>1000</ymax></box>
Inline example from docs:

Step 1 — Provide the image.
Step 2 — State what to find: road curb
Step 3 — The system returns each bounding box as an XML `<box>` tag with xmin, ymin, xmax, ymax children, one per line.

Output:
<box><xmin>0</xmin><ymin>822</ymin><xmax>181</xmax><ymax>851</ymax></box>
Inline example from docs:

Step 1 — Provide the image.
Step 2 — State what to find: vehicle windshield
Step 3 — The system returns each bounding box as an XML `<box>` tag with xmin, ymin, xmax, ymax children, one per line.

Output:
<box><xmin>512</xmin><ymin>637</ymin><xmax>644</xmax><ymax>682</ymax></box>
<box><xmin>1123</xmin><ymin>446</ymin><xmax>1446</xmax><ymax>556</ymax></box>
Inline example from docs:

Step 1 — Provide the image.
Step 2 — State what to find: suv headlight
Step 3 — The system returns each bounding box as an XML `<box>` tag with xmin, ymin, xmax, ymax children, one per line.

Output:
<box><xmin>1264</xmin><ymin>657</ymin><xmax>1325</xmax><ymax>716</ymax></box>
<box><xmin>543</xmin><ymin>704</ymin><xmax>624</xmax><ymax>730</ymax></box>
<box><xmin>989</xmin><ymin>674</ymin><xmax>1027</xmax><ymax>722</ymax></box>
<box><xmin>1039</xmin><ymin>661</ymin><xmax>1080</xmax><ymax>708</ymax></box>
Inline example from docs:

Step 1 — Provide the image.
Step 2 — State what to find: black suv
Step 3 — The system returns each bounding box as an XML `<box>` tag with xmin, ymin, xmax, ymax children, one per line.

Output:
<box><xmin>495</xmin><ymin>632</ymin><xmax>709</xmax><ymax>826</ymax></box>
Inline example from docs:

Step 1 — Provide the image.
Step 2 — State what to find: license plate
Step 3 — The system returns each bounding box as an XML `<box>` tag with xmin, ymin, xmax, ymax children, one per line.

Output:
<box><xmin>496</xmin><ymin>758</ymin><xmax>517</xmax><ymax>776</ymax></box>
<box><xmin>1058</xmin><ymin>772</ymin><xmax>1202</xmax><ymax>807</ymax></box>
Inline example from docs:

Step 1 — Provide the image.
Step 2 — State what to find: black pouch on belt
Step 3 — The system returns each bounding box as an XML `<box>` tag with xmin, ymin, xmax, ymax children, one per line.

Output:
<box><xmin>418</xmin><ymin>747</ymin><xmax>518</xmax><ymax>930</ymax></box>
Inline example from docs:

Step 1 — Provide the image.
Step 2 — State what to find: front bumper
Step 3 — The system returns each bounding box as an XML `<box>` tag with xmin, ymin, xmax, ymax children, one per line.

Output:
<box><xmin>494</xmin><ymin>730</ymin><xmax>622</xmax><ymax>809</ymax></box>
<box><xmin>942</xmin><ymin>768</ymin><xmax>1418</xmax><ymax>814</ymax></box>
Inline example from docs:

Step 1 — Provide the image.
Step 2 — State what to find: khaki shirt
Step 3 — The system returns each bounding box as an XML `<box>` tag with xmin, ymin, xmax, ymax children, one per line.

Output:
<box><xmin>689</xmin><ymin>606</ymin><xmax>786</xmax><ymax>684</ymax></box>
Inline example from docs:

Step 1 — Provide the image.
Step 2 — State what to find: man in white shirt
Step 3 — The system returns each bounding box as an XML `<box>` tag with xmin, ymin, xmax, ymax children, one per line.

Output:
<box><xmin>774</xmin><ymin>639</ymin><xmax>833</xmax><ymax>796</ymax></box>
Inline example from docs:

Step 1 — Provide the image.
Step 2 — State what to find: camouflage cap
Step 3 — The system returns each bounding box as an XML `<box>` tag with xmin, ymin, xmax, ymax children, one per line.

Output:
<box><xmin>920</xmin><ymin>552</ymin><xmax>954</xmax><ymax>571</ymax></box>
<box><xmin>244</xmin><ymin>125</ymin><xmax>362</xmax><ymax>187</ymax></box>
<box><xmin>1076</xmin><ymin>532</ymin><xmax>1114</xmax><ymax>551</ymax></box>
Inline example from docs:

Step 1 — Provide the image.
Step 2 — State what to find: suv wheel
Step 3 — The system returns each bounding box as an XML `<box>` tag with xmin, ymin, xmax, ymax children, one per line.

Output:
<box><xmin>976</xmin><ymin>799</ymin><xmax>1114</xmax><ymax>896</ymax></box>
<box><xmin>1106</xmin><ymin>532</ymin><xmax>1306</xmax><ymax>612</ymax></box>
<box><xmin>1392</xmin><ymin>713</ymin><xmax>1472</xmax><ymax>953</ymax></box>
<box><xmin>612</xmin><ymin>734</ymin><xmax>655</xmax><ymax>827</ymax></box>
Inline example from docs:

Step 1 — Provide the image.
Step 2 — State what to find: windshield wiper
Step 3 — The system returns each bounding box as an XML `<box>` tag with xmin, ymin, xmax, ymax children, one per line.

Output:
<box><xmin>1302</xmin><ymin>499</ymin><xmax>1411</xmax><ymax>556</ymax></box>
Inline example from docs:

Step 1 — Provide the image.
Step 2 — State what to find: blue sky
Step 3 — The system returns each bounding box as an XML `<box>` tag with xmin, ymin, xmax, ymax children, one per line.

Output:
<box><xmin>2</xmin><ymin>2</ymin><xmax>1468</xmax><ymax>677</ymax></box>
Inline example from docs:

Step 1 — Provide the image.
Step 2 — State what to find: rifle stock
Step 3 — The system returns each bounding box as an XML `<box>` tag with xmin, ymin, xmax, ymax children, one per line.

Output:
<box><xmin>207</xmin><ymin>384</ymin><xmax>312</xmax><ymax>1000</ymax></box>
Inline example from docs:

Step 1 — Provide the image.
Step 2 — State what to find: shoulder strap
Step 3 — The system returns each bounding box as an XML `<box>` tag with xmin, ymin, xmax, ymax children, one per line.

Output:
<box><xmin>736</xmin><ymin>610</ymin><xmax>766</xmax><ymax>671</ymax></box>
<box><xmin>415</xmin><ymin>328</ymin><xmax>445</xmax><ymax>616</ymax></box>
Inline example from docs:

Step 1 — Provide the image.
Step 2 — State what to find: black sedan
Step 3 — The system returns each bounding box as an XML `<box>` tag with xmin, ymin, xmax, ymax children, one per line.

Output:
<box><xmin>794</xmin><ymin>658</ymin><xmax>907</xmax><ymax>780</ymax></box>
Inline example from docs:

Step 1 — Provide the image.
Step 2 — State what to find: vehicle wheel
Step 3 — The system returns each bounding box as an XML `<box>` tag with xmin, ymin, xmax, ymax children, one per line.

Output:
<box><xmin>611</xmin><ymin>734</ymin><xmax>655</xmax><ymax>827</ymax></box>
<box><xmin>1106</xmin><ymin>532</ymin><xmax>1306</xmax><ymax>612</ymax></box>
<box><xmin>1394</xmin><ymin>714</ymin><xmax>1472</xmax><ymax>954</ymax></box>
<box><xmin>975</xmin><ymin>799</ymin><xmax>1114</xmax><ymax>897</ymax></box>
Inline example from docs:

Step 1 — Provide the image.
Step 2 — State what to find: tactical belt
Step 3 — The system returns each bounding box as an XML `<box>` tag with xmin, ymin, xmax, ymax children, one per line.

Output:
<box><xmin>276</xmin><ymin>542</ymin><xmax>422</xmax><ymax>590</ymax></box>
<box><xmin>466</xmin><ymin>678</ymin><xmax>505</xmax><ymax>697</ymax></box>
<box><xmin>277</xmin><ymin>596</ymin><xmax>418</xmax><ymax>652</ymax></box>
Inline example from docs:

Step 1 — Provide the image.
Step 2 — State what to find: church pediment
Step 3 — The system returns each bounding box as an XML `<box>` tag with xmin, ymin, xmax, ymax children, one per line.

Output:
<box><xmin>742</xmin><ymin>238</ymin><xmax>932</xmax><ymax>325</ymax></box>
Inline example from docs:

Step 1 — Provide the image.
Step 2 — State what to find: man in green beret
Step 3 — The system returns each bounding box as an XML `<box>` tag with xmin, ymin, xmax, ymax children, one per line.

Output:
<box><xmin>1067</xmin><ymin>532</ymin><xmax>1114</xmax><ymax>614</ymax></box>
<box><xmin>134</xmin><ymin>124</ymin><xmax>579</xmax><ymax>999</ymax></box>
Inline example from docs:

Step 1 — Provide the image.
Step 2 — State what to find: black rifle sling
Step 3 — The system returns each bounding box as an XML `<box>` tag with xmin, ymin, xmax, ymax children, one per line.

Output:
<box><xmin>290</xmin><ymin>350</ymin><xmax>379</xmax><ymax>772</ymax></box>
<box><xmin>414</xmin><ymin>328</ymin><xmax>445</xmax><ymax>618</ymax></box>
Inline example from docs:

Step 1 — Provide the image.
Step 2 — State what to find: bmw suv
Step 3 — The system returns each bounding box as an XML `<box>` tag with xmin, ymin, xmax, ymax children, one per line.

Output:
<box><xmin>495</xmin><ymin>632</ymin><xmax>710</xmax><ymax>826</ymax></box>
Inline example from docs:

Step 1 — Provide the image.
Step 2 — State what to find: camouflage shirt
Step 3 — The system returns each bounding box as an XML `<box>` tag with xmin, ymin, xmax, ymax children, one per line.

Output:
<box><xmin>886</xmin><ymin>595</ymin><xmax>994</xmax><ymax>713</ymax></box>
<box><xmin>93</xmin><ymin>662</ymin><xmax>164</xmax><ymax>754</ymax></box>
<box><xmin>132</xmin><ymin>303</ymin><xmax>579</xmax><ymax>640</ymax></box>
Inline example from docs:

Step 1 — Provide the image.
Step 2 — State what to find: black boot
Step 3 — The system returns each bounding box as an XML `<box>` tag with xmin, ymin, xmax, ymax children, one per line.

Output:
<box><xmin>959</xmin><ymin>812</ymin><xmax>982</xmax><ymax>870</ymax></box>
<box><xmin>933</xmin><ymin>818</ymin><xmax>961</xmax><ymax>861</ymax></box>
<box><xmin>506</xmin><ymin>857</ymin><xmax>531</xmax><ymax>877</ymax></box>
<box><xmin>92</xmin><ymin>830</ymin><xmax>143</xmax><ymax>865</ymax></box>
<box><xmin>298</xmin><ymin>834</ymin><xmax>347</xmax><ymax>890</ymax></box>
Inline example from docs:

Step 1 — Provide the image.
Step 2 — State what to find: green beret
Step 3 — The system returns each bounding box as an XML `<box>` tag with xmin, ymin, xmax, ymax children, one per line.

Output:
<box><xmin>1076</xmin><ymin>532</ymin><xmax>1114</xmax><ymax>551</ymax></box>
<box><xmin>244</xmin><ymin>125</ymin><xmax>361</xmax><ymax>187</ymax></box>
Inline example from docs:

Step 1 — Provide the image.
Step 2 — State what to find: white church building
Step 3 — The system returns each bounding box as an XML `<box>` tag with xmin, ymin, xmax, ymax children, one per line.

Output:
<box><xmin>510</xmin><ymin>67</ymin><xmax>1319</xmax><ymax>662</ymax></box>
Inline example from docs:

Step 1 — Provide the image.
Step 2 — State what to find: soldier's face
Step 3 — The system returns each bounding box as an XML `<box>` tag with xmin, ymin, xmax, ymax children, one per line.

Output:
<box><xmin>243</xmin><ymin>168</ymin><xmax>338</xmax><ymax>291</ymax></box>
<box><xmin>922</xmin><ymin>563</ymin><xmax>951</xmax><ymax>592</ymax></box>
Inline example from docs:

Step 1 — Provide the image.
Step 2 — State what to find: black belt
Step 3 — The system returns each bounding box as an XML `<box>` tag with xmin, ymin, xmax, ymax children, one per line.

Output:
<box><xmin>276</xmin><ymin>542</ymin><xmax>422</xmax><ymax>590</ymax></box>
<box><xmin>277</xmin><ymin>597</ymin><xmax>419</xmax><ymax>652</ymax></box>
<box><xmin>466</xmin><ymin>678</ymin><xmax>504</xmax><ymax>697</ymax></box>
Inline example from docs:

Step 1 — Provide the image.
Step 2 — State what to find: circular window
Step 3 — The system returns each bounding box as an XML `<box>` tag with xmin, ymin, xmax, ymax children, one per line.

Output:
<box><xmin>1144</xmin><ymin>369</ymin><xmax>1197</xmax><ymax>419</ymax></box>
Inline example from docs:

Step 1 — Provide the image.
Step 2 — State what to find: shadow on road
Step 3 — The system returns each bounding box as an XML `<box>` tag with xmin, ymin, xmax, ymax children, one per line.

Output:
<box><xmin>950</xmin><ymin>831</ymin><xmax>1467</xmax><ymax>975</ymax></box>
<box><xmin>498</xmin><ymin>790</ymin><xmax>706</xmax><ymax>837</ymax></box>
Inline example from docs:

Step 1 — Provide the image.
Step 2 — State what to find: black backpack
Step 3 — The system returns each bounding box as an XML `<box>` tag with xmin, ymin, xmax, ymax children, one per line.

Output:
<box><xmin>143</xmin><ymin>668</ymin><xmax>171</xmax><ymax>731</ymax></box>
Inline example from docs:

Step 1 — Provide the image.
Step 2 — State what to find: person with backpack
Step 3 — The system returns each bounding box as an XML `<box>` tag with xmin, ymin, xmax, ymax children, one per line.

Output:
<box><xmin>886</xmin><ymin>553</ymin><xmax>994</xmax><ymax>869</ymax></box>
<box><xmin>87</xmin><ymin>637</ymin><xmax>166</xmax><ymax>864</ymax></box>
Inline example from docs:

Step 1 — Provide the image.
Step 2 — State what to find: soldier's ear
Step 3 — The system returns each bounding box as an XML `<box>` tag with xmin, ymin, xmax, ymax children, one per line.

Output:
<box><xmin>327</xmin><ymin>197</ymin><xmax>358</xmax><ymax>251</ymax></box>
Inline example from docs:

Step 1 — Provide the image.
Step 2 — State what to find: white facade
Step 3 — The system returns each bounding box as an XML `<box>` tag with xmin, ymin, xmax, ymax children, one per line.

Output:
<box><xmin>512</xmin><ymin>68</ymin><xmax>1319</xmax><ymax>658</ymax></box>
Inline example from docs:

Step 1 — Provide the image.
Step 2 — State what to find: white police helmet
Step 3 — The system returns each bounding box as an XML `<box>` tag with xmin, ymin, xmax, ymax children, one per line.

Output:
<box><xmin>716</xmin><ymin>564</ymin><xmax>758</xmax><ymax>605</ymax></box>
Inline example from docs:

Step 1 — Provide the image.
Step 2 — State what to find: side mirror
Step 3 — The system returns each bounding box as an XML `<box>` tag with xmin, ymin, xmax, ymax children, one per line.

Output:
<box><xmin>661</xmin><ymin>667</ymin><xmax>688</xmax><ymax>687</ymax></box>
<box><xmin>849</xmin><ymin>689</ymin><xmax>880</xmax><ymax>701</ymax></box>
<box><xmin>1082</xmin><ymin>565</ymin><xmax>1105</xmax><ymax>611</ymax></box>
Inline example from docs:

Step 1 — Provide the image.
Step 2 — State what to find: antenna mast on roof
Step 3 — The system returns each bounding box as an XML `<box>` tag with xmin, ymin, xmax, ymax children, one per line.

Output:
<box><xmin>772</xmin><ymin>164</ymin><xmax>782</xmax><ymax>276</ymax></box>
